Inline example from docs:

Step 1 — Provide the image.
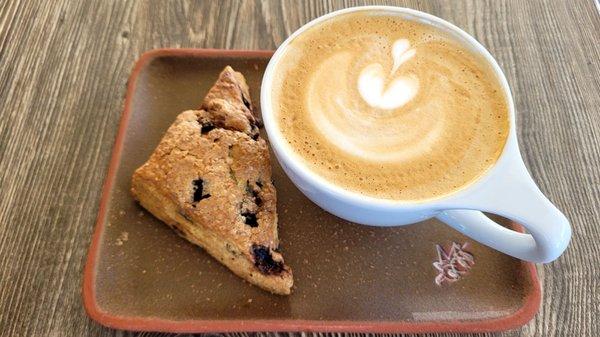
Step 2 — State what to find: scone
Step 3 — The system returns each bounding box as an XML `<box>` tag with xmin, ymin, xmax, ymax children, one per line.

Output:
<box><xmin>131</xmin><ymin>67</ymin><xmax>293</xmax><ymax>295</ymax></box>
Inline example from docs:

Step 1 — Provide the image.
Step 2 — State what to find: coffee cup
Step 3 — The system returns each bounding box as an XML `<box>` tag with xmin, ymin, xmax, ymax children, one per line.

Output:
<box><xmin>261</xmin><ymin>6</ymin><xmax>571</xmax><ymax>263</ymax></box>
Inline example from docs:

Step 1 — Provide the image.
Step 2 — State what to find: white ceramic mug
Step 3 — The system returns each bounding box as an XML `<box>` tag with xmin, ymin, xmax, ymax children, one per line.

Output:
<box><xmin>261</xmin><ymin>6</ymin><xmax>571</xmax><ymax>263</ymax></box>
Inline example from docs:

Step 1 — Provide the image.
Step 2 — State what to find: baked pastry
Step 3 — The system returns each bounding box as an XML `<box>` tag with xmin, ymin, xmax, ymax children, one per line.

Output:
<box><xmin>131</xmin><ymin>67</ymin><xmax>293</xmax><ymax>295</ymax></box>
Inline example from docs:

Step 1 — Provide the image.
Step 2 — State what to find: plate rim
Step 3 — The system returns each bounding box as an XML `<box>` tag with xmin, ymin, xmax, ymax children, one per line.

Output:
<box><xmin>82</xmin><ymin>48</ymin><xmax>541</xmax><ymax>333</ymax></box>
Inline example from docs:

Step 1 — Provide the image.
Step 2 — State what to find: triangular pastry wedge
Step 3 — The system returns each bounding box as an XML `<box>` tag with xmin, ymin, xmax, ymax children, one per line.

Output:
<box><xmin>131</xmin><ymin>67</ymin><xmax>293</xmax><ymax>295</ymax></box>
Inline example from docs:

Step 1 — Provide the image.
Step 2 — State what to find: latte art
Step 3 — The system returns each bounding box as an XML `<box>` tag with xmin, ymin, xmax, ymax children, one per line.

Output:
<box><xmin>307</xmin><ymin>47</ymin><xmax>439</xmax><ymax>162</ymax></box>
<box><xmin>357</xmin><ymin>39</ymin><xmax>418</xmax><ymax>110</ymax></box>
<box><xmin>272</xmin><ymin>12</ymin><xmax>510</xmax><ymax>200</ymax></box>
<box><xmin>357</xmin><ymin>62</ymin><xmax>419</xmax><ymax>110</ymax></box>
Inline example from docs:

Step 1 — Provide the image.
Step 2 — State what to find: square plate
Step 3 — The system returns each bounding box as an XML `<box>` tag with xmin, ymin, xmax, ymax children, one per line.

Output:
<box><xmin>83</xmin><ymin>49</ymin><xmax>540</xmax><ymax>333</ymax></box>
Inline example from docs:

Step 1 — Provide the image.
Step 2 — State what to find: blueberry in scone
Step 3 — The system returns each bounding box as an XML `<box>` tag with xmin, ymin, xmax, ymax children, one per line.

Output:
<box><xmin>131</xmin><ymin>66</ymin><xmax>293</xmax><ymax>295</ymax></box>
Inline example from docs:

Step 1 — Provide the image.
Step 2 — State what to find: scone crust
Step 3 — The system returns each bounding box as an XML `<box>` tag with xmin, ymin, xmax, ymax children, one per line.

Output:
<box><xmin>131</xmin><ymin>67</ymin><xmax>292</xmax><ymax>295</ymax></box>
<box><xmin>133</xmin><ymin>110</ymin><xmax>279</xmax><ymax>250</ymax></box>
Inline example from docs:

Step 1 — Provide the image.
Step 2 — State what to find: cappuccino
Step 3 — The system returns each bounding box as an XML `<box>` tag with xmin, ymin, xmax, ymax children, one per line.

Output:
<box><xmin>271</xmin><ymin>11</ymin><xmax>509</xmax><ymax>201</ymax></box>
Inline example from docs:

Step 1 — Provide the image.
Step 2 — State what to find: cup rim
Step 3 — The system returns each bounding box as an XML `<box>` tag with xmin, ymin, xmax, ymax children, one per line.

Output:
<box><xmin>261</xmin><ymin>5</ymin><xmax>517</xmax><ymax>208</ymax></box>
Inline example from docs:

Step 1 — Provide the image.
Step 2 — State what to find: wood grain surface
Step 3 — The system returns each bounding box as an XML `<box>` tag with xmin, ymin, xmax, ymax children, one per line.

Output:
<box><xmin>0</xmin><ymin>0</ymin><xmax>598</xmax><ymax>336</ymax></box>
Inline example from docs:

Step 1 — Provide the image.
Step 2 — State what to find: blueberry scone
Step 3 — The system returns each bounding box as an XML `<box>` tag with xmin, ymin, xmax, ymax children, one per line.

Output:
<box><xmin>131</xmin><ymin>67</ymin><xmax>293</xmax><ymax>295</ymax></box>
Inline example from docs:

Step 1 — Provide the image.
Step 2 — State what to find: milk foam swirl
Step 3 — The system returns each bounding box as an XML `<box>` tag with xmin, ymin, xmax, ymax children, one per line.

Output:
<box><xmin>273</xmin><ymin>12</ymin><xmax>509</xmax><ymax>200</ymax></box>
<box><xmin>358</xmin><ymin>39</ymin><xmax>418</xmax><ymax>110</ymax></box>
<box><xmin>306</xmin><ymin>37</ymin><xmax>446</xmax><ymax>162</ymax></box>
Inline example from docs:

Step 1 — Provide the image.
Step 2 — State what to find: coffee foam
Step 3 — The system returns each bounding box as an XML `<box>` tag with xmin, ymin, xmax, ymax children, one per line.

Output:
<box><xmin>357</xmin><ymin>39</ymin><xmax>418</xmax><ymax>110</ymax></box>
<box><xmin>272</xmin><ymin>12</ymin><xmax>509</xmax><ymax>201</ymax></box>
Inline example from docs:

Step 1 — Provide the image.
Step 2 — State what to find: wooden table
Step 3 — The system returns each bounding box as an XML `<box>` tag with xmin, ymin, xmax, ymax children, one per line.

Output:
<box><xmin>1</xmin><ymin>1</ymin><xmax>598</xmax><ymax>336</ymax></box>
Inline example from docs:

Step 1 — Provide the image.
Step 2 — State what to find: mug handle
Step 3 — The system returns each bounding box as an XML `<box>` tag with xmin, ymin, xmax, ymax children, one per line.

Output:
<box><xmin>436</xmin><ymin>155</ymin><xmax>571</xmax><ymax>263</ymax></box>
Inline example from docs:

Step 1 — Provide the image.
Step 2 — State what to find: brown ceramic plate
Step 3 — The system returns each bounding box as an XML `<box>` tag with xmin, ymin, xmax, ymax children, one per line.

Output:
<box><xmin>83</xmin><ymin>49</ymin><xmax>540</xmax><ymax>333</ymax></box>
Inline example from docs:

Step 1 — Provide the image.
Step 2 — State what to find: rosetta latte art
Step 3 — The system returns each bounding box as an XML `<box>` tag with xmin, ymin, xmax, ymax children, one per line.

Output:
<box><xmin>306</xmin><ymin>37</ymin><xmax>444</xmax><ymax>162</ymax></box>
<box><xmin>273</xmin><ymin>12</ymin><xmax>510</xmax><ymax>200</ymax></box>
<box><xmin>357</xmin><ymin>39</ymin><xmax>418</xmax><ymax>110</ymax></box>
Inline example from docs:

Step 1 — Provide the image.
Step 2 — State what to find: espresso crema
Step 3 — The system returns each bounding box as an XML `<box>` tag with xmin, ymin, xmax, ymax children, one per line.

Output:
<box><xmin>271</xmin><ymin>11</ymin><xmax>510</xmax><ymax>200</ymax></box>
